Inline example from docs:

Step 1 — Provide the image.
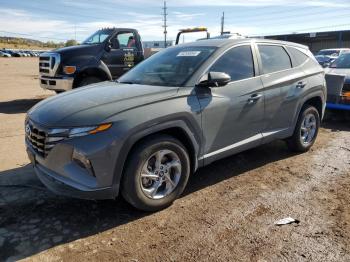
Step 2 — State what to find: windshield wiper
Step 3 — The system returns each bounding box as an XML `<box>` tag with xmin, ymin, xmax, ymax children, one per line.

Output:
<box><xmin>117</xmin><ymin>81</ymin><xmax>136</xmax><ymax>84</ymax></box>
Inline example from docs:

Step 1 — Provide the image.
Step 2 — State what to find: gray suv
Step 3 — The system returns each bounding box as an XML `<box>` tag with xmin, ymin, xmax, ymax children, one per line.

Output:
<box><xmin>26</xmin><ymin>39</ymin><xmax>326</xmax><ymax>211</ymax></box>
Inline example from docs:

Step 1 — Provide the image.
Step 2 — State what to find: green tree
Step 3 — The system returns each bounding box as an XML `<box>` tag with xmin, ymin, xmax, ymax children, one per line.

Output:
<box><xmin>65</xmin><ymin>39</ymin><xmax>78</xmax><ymax>47</ymax></box>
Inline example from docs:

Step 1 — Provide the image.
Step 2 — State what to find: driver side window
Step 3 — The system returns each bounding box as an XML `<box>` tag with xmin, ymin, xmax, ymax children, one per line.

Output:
<box><xmin>210</xmin><ymin>45</ymin><xmax>255</xmax><ymax>82</ymax></box>
<box><xmin>115</xmin><ymin>32</ymin><xmax>136</xmax><ymax>49</ymax></box>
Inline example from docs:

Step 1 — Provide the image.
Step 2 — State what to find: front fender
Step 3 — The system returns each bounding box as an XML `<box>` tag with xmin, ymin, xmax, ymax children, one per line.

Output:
<box><xmin>112</xmin><ymin>116</ymin><xmax>202</xmax><ymax>196</ymax></box>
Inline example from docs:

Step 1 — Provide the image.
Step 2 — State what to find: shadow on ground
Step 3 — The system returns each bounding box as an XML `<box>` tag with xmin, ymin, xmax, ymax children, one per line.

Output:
<box><xmin>0</xmin><ymin>139</ymin><xmax>298</xmax><ymax>261</ymax></box>
<box><xmin>322</xmin><ymin>110</ymin><xmax>350</xmax><ymax>132</ymax></box>
<box><xmin>0</xmin><ymin>98</ymin><xmax>44</xmax><ymax>114</ymax></box>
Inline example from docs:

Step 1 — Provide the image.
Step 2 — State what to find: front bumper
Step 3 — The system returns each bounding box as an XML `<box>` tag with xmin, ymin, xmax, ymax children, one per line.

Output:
<box><xmin>25</xmin><ymin>124</ymin><xmax>122</xmax><ymax>200</ymax></box>
<box><xmin>34</xmin><ymin>162</ymin><xmax>114</xmax><ymax>200</ymax></box>
<box><xmin>39</xmin><ymin>75</ymin><xmax>74</xmax><ymax>91</ymax></box>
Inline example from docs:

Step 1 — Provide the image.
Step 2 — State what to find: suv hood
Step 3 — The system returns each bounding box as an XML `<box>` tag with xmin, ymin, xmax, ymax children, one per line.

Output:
<box><xmin>28</xmin><ymin>82</ymin><xmax>178</xmax><ymax>127</ymax></box>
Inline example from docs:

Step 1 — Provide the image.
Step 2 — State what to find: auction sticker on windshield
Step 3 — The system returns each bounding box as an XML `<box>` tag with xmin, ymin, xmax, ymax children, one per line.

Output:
<box><xmin>177</xmin><ymin>51</ymin><xmax>201</xmax><ymax>57</ymax></box>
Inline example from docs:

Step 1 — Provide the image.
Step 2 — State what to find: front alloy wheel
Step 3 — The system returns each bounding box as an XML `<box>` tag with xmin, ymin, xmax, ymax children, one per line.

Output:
<box><xmin>140</xmin><ymin>150</ymin><xmax>182</xmax><ymax>200</ymax></box>
<box><xmin>122</xmin><ymin>135</ymin><xmax>190</xmax><ymax>211</ymax></box>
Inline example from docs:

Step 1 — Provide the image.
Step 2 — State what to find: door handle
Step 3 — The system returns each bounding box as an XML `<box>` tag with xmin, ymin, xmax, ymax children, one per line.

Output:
<box><xmin>247</xmin><ymin>93</ymin><xmax>263</xmax><ymax>104</ymax></box>
<box><xmin>296</xmin><ymin>81</ymin><xmax>307</xmax><ymax>89</ymax></box>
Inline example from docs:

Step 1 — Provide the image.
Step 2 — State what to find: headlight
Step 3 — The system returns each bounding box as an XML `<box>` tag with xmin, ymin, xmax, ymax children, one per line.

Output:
<box><xmin>63</xmin><ymin>66</ymin><xmax>76</xmax><ymax>75</ymax></box>
<box><xmin>47</xmin><ymin>123</ymin><xmax>112</xmax><ymax>138</ymax></box>
<box><xmin>69</xmin><ymin>123</ymin><xmax>112</xmax><ymax>137</ymax></box>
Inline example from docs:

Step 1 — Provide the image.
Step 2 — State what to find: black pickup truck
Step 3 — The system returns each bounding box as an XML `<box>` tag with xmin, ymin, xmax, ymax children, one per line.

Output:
<box><xmin>39</xmin><ymin>28</ymin><xmax>144</xmax><ymax>93</ymax></box>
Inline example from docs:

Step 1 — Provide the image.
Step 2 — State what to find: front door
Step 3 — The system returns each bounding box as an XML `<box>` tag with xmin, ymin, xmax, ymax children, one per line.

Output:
<box><xmin>102</xmin><ymin>31</ymin><xmax>139</xmax><ymax>78</ymax></box>
<box><xmin>197</xmin><ymin>44</ymin><xmax>265</xmax><ymax>163</ymax></box>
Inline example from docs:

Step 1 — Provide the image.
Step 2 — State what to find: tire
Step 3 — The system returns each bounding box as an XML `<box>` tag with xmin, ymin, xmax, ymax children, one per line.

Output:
<box><xmin>121</xmin><ymin>135</ymin><xmax>190</xmax><ymax>212</ymax></box>
<box><xmin>77</xmin><ymin>76</ymin><xmax>101</xmax><ymax>88</ymax></box>
<box><xmin>287</xmin><ymin>105</ymin><xmax>320</xmax><ymax>152</ymax></box>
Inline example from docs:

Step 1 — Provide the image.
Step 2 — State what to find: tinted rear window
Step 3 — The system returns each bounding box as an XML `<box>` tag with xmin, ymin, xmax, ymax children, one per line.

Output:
<box><xmin>258</xmin><ymin>45</ymin><xmax>292</xmax><ymax>74</ymax></box>
<box><xmin>287</xmin><ymin>46</ymin><xmax>309</xmax><ymax>67</ymax></box>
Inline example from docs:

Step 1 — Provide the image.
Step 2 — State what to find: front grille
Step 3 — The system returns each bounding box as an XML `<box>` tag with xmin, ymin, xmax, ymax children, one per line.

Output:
<box><xmin>26</xmin><ymin>121</ymin><xmax>65</xmax><ymax>157</ymax></box>
<box><xmin>39</xmin><ymin>68</ymin><xmax>49</xmax><ymax>74</ymax></box>
<box><xmin>39</xmin><ymin>53</ymin><xmax>60</xmax><ymax>77</ymax></box>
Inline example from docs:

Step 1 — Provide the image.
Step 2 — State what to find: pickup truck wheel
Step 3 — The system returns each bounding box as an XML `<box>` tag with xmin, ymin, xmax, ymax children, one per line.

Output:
<box><xmin>77</xmin><ymin>76</ymin><xmax>101</xmax><ymax>87</ymax></box>
<box><xmin>121</xmin><ymin>135</ymin><xmax>190</xmax><ymax>212</ymax></box>
<box><xmin>287</xmin><ymin>105</ymin><xmax>320</xmax><ymax>152</ymax></box>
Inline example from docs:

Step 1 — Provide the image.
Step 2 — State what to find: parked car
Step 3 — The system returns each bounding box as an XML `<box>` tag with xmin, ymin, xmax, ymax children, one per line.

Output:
<box><xmin>325</xmin><ymin>53</ymin><xmax>350</xmax><ymax>110</ymax></box>
<box><xmin>25</xmin><ymin>39</ymin><xmax>326</xmax><ymax>211</ymax></box>
<box><xmin>315</xmin><ymin>48</ymin><xmax>350</xmax><ymax>67</ymax></box>
<box><xmin>38</xmin><ymin>28</ymin><xmax>145</xmax><ymax>93</ymax></box>
<box><xmin>6</xmin><ymin>50</ymin><xmax>21</xmax><ymax>57</ymax></box>
<box><xmin>0</xmin><ymin>51</ymin><xmax>11</xmax><ymax>57</ymax></box>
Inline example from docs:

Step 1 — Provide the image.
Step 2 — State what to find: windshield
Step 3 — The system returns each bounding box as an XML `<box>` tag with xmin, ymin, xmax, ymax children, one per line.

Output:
<box><xmin>330</xmin><ymin>53</ymin><xmax>350</xmax><ymax>68</ymax></box>
<box><xmin>82</xmin><ymin>30</ymin><xmax>112</xmax><ymax>45</ymax></box>
<box><xmin>316</xmin><ymin>50</ymin><xmax>340</xmax><ymax>56</ymax></box>
<box><xmin>118</xmin><ymin>46</ymin><xmax>216</xmax><ymax>87</ymax></box>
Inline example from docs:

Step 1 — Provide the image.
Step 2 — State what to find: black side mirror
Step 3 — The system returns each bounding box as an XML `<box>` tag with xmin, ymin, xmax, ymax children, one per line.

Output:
<box><xmin>106</xmin><ymin>38</ymin><xmax>120</xmax><ymax>51</ymax></box>
<box><xmin>111</xmin><ymin>38</ymin><xmax>120</xmax><ymax>49</ymax></box>
<box><xmin>197</xmin><ymin>72</ymin><xmax>231</xmax><ymax>88</ymax></box>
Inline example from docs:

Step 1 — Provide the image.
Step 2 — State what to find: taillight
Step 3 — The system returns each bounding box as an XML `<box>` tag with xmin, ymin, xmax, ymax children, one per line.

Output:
<box><xmin>342</xmin><ymin>91</ymin><xmax>350</xmax><ymax>101</ymax></box>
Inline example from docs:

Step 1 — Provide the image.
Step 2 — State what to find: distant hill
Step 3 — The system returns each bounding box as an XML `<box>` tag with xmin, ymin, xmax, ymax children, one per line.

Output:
<box><xmin>0</xmin><ymin>36</ymin><xmax>64</xmax><ymax>50</ymax></box>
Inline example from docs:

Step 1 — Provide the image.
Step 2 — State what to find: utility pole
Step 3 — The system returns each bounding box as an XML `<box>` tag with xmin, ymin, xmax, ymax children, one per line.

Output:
<box><xmin>162</xmin><ymin>1</ymin><xmax>168</xmax><ymax>48</ymax></box>
<box><xmin>221</xmin><ymin>12</ymin><xmax>224</xmax><ymax>35</ymax></box>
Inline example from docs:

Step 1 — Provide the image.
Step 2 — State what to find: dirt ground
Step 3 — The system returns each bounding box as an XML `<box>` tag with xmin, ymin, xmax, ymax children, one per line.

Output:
<box><xmin>0</xmin><ymin>58</ymin><xmax>349</xmax><ymax>262</ymax></box>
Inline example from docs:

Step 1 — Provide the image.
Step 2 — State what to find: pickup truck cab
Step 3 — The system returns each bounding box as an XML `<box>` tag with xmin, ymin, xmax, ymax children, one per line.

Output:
<box><xmin>39</xmin><ymin>28</ymin><xmax>144</xmax><ymax>92</ymax></box>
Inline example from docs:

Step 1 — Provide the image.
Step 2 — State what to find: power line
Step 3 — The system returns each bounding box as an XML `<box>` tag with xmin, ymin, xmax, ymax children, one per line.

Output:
<box><xmin>228</xmin><ymin>8</ymin><xmax>348</xmax><ymax>24</ymax></box>
<box><xmin>251</xmin><ymin>23</ymin><xmax>350</xmax><ymax>37</ymax></box>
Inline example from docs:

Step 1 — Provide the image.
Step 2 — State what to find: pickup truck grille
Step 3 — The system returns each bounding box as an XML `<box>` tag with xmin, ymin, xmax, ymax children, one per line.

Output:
<box><xmin>39</xmin><ymin>53</ymin><xmax>60</xmax><ymax>77</ymax></box>
<box><xmin>25</xmin><ymin>121</ymin><xmax>65</xmax><ymax>158</ymax></box>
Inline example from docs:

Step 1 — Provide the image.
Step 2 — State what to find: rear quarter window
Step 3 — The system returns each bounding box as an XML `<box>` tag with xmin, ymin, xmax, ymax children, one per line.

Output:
<box><xmin>286</xmin><ymin>46</ymin><xmax>310</xmax><ymax>67</ymax></box>
<box><xmin>258</xmin><ymin>45</ymin><xmax>292</xmax><ymax>74</ymax></box>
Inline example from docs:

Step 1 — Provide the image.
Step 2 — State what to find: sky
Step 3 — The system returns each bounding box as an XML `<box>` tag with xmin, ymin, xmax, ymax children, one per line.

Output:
<box><xmin>0</xmin><ymin>0</ymin><xmax>350</xmax><ymax>43</ymax></box>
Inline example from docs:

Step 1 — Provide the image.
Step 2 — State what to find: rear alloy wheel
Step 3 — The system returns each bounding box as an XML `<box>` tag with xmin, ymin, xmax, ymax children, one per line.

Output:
<box><xmin>287</xmin><ymin>105</ymin><xmax>320</xmax><ymax>152</ymax></box>
<box><xmin>122</xmin><ymin>135</ymin><xmax>190</xmax><ymax>211</ymax></box>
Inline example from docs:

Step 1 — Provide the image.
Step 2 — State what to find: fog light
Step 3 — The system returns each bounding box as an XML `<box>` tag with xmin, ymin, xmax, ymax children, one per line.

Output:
<box><xmin>72</xmin><ymin>149</ymin><xmax>95</xmax><ymax>176</ymax></box>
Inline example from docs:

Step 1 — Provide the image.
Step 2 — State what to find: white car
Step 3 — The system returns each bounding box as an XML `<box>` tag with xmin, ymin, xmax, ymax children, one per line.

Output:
<box><xmin>0</xmin><ymin>51</ymin><xmax>11</xmax><ymax>57</ymax></box>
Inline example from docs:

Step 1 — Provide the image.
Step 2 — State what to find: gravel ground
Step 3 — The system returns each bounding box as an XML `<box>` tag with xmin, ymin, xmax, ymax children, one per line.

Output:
<box><xmin>0</xmin><ymin>58</ymin><xmax>349</xmax><ymax>261</ymax></box>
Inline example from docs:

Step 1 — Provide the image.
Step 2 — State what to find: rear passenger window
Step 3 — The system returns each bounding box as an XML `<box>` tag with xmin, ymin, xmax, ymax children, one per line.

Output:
<box><xmin>258</xmin><ymin>45</ymin><xmax>292</xmax><ymax>74</ymax></box>
<box><xmin>286</xmin><ymin>46</ymin><xmax>309</xmax><ymax>67</ymax></box>
<box><xmin>210</xmin><ymin>45</ymin><xmax>255</xmax><ymax>81</ymax></box>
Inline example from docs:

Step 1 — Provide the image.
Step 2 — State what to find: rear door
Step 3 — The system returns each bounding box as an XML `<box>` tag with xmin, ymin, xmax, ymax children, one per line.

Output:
<box><xmin>198</xmin><ymin>44</ymin><xmax>265</xmax><ymax>163</ymax></box>
<box><xmin>256</xmin><ymin>43</ymin><xmax>306</xmax><ymax>139</ymax></box>
<box><xmin>102</xmin><ymin>31</ymin><xmax>142</xmax><ymax>78</ymax></box>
